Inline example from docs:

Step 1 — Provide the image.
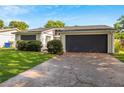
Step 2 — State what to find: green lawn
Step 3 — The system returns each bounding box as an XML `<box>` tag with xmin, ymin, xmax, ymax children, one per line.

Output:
<box><xmin>0</xmin><ymin>48</ymin><xmax>54</xmax><ymax>83</ymax></box>
<box><xmin>113</xmin><ymin>51</ymin><xmax>124</xmax><ymax>62</ymax></box>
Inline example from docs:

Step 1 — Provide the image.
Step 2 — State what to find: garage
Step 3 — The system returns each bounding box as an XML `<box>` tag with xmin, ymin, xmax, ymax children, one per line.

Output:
<box><xmin>59</xmin><ymin>25</ymin><xmax>115</xmax><ymax>53</ymax></box>
<box><xmin>66</xmin><ymin>34</ymin><xmax>107</xmax><ymax>53</ymax></box>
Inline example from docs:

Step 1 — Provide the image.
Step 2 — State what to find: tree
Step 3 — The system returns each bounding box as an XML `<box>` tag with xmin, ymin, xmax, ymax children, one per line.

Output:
<box><xmin>44</xmin><ymin>20</ymin><xmax>65</xmax><ymax>28</ymax></box>
<box><xmin>9</xmin><ymin>21</ymin><xmax>29</xmax><ymax>30</ymax></box>
<box><xmin>114</xmin><ymin>15</ymin><xmax>124</xmax><ymax>32</ymax></box>
<box><xmin>0</xmin><ymin>20</ymin><xmax>4</xmax><ymax>29</ymax></box>
<box><xmin>114</xmin><ymin>22</ymin><xmax>121</xmax><ymax>32</ymax></box>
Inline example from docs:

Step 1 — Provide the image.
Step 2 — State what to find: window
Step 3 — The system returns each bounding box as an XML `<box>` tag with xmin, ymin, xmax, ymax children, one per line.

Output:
<box><xmin>21</xmin><ymin>35</ymin><xmax>36</xmax><ymax>40</ymax></box>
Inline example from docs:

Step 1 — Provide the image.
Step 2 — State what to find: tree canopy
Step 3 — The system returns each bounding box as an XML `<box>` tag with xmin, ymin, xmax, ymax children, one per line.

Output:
<box><xmin>0</xmin><ymin>20</ymin><xmax>4</xmax><ymax>29</ymax></box>
<box><xmin>44</xmin><ymin>20</ymin><xmax>65</xmax><ymax>28</ymax></box>
<box><xmin>114</xmin><ymin>22</ymin><xmax>122</xmax><ymax>32</ymax></box>
<box><xmin>114</xmin><ymin>15</ymin><xmax>124</xmax><ymax>32</ymax></box>
<box><xmin>9</xmin><ymin>21</ymin><xmax>29</xmax><ymax>30</ymax></box>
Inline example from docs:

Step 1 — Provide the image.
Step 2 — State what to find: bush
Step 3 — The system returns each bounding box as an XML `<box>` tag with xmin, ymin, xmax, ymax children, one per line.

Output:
<box><xmin>57</xmin><ymin>50</ymin><xmax>64</xmax><ymax>55</ymax></box>
<box><xmin>47</xmin><ymin>40</ymin><xmax>63</xmax><ymax>54</ymax></box>
<box><xmin>114</xmin><ymin>39</ymin><xmax>121</xmax><ymax>53</ymax></box>
<box><xmin>17</xmin><ymin>40</ymin><xmax>42</xmax><ymax>52</ymax></box>
<box><xmin>114</xmin><ymin>32</ymin><xmax>124</xmax><ymax>39</ymax></box>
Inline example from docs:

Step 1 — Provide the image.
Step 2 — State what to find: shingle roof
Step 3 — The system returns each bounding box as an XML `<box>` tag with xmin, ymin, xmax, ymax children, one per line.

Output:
<box><xmin>55</xmin><ymin>25</ymin><xmax>115</xmax><ymax>31</ymax></box>
<box><xmin>25</xmin><ymin>28</ymin><xmax>51</xmax><ymax>32</ymax></box>
<box><xmin>13</xmin><ymin>28</ymin><xmax>52</xmax><ymax>34</ymax></box>
<box><xmin>13</xmin><ymin>25</ymin><xmax>115</xmax><ymax>34</ymax></box>
<box><xmin>23</xmin><ymin>25</ymin><xmax>114</xmax><ymax>32</ymax></box>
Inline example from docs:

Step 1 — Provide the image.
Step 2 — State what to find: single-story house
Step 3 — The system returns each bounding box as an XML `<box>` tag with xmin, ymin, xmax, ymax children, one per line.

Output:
<box><xmin>13</xmin><ymin>25</ymin><xmax>115</xmax><ymax>53</ymax></box>
<box><xmin>0</xmin><ymin>28</ymin><xmax>18</xmax><ymax>48</ymax></box>
<box><xmin>13</xmin><ymin>28</ymin><xmax>60</xmax><ymax>50</ymax></box>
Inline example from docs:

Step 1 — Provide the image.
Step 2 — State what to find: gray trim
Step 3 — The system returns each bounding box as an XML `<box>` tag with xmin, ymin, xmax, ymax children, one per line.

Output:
<box><xmin>13</xmin><ymin>31</ymin><xmax>41</xmax><ymax>34</ymax></box>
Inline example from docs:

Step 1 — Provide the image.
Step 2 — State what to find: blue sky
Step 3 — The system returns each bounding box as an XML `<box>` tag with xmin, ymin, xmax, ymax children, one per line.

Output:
<box><xmin>0</xmin><ymin>5</ymin><xmax>124</xmax><ymax>29</ymax></box>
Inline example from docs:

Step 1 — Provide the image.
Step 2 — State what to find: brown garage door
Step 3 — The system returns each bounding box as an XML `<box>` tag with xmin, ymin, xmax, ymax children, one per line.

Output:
<box><xmin>66</xmin><ymin>34</ymin><xmax>107</xmax><ymax>53</ymax></box>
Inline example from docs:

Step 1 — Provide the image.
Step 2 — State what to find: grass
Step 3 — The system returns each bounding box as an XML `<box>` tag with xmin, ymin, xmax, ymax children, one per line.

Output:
<box><xmin>0</xmin><ymin>48</ymin><xmax>54</xmax><ymax>83</ymax></box>
<box><xmin>113</xmin><ymin>50</ymin><xmax>124</xmax><ymax>62</ymax></box>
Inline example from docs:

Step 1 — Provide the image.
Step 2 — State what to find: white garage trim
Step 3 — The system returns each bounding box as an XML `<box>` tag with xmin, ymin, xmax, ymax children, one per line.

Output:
<box><xmin>60</xmin><ymin>30</ymin><xmax>114</xmax><ymax>53</ymax></box>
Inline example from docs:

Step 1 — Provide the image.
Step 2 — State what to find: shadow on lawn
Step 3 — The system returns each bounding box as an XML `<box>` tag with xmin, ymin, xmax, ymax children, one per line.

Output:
<box><xmin>0</xmin><ymin>49</ymin><xmax>54</xmax><ymax>83</ymax></box>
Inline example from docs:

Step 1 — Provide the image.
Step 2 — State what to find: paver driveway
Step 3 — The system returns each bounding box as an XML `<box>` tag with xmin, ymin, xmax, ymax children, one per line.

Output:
<box><xmin>1</xmin><ymin>53</ymin><xmax>124</xmax><ymax>87</ymax></box>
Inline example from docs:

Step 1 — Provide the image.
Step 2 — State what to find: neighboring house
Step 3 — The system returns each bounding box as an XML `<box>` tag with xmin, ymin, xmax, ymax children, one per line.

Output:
<box><xmin>13</xmin><ymin>25</ymin><xmax>115</xmax><ymax>53</ymax></box>
<box><xmin>0</xmin><ymin>28</ymin><xmax>18</xmax><ymax>48</ymax></box>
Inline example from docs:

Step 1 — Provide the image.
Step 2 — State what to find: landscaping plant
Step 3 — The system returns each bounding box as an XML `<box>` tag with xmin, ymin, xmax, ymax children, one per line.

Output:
<box><xmin>47</xmin><ymin>40</ymin><xmax>63</xmax><ymax>54</ymax></box>
<box><xmin>114</xmin><ymin>39</ymin><xmax>121</xmax><ymax>53</ymax></box>
<box><xmin>17</xmin><ymin>40</ymin><xmax>42</xmax><ymax>52</ymax></box>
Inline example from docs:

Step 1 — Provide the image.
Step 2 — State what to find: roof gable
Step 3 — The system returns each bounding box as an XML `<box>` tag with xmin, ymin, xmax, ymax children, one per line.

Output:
<box><xmin>0</xmin><ymin>28</ymin><xmax>19</xmax><ymax>33</ymax></box>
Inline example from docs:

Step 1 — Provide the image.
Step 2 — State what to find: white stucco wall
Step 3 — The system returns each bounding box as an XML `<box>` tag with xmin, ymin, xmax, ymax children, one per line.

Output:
<box><xmin>15</xmin><ymin>29</ymin><xmax>55</xmax><ymax>49</ymax></box>
<box><xmin>0</xmin><ymin>30</ymin><xmax>17</xmax><ymax>47</ymax></box>
<box><xmin>41</xmin><ymin>29</ymin><xmax>54</xmax><ymax>49</ymax></box>
<box><xmin>60</xmin><ymin>30</ymin><xmax>115</xmax><ymax>53</ymax></box>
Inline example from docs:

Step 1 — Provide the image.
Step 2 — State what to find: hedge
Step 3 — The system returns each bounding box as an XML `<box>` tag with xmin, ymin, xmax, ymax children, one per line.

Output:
<box><xmin>47</xmin><ymin>40</ymin><xmax>63</xmax><ymax>54</ymax></box>
<box><xmin>16</xmin><ymin>40</ymin><xmax>42</xmax><ymax>52</ymax></box>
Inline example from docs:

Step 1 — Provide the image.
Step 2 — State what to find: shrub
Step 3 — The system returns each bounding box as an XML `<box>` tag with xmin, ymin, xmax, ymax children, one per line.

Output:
<box><xmin>16</xmin><ymin>40</ymin><xmax>26</xmax><ymax>51</ymax></box>
<box><xmin>114</xmin><ymin>39</ymin><xmax>121</xmax><ymax>53</ymax></box>
<box><xmin>57</xmin><ymin>50</ymin><xmax>64</xmax><ymax>55</ymax></box>
<box><xmin>114</xmin><ymin>32</ymin><xmax>124</xmax><ymax>39</ymax></box>
<box><xmin>17</xmin><ymin>40</ymin><xmax>42</xmax><ymax>52</ymax></box>
<box><xmin>47</xmin><ymin>40</ymin><xmax>63</xmax><ymax>54</ymax></box>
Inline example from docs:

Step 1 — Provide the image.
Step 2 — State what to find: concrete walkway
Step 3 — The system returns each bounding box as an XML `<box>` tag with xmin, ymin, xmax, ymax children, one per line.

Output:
<box><xmin>1</xmin><ymin>53</ymin><xmax>124</xmax><ymax>87</ymax></box>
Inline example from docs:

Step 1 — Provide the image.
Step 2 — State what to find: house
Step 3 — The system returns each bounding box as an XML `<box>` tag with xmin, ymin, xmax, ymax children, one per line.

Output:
<box><xmin>13</xmin><ymin>25</ymin><xmax>115</xmax><ymax>53</ymax></box>
<box><xmin>0</xmin><ymin>28</ymin><xmax>19</xmax><ymax>48</ymax></box>
<box><xmin>13</xmin><ymin>28</ymin><xmax>60</xmax><ymax>50</ymax></box>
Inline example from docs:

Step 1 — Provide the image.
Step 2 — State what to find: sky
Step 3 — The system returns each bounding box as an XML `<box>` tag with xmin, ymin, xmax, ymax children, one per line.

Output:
<box><xmin>0</xmin><ymin>5</ymin><xmax>124</xmax><ymax>29</ymax></box>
